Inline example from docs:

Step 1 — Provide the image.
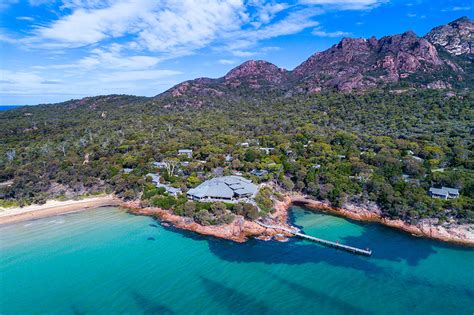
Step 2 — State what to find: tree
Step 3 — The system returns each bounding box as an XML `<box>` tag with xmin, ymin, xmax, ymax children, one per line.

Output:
<box><xmin>281</xmin><ymin>177</ymin><xmax>294</xmax><ymax>191</ymax></box>
<box><xmin>164</xmin><ymin>158</ymin><xmax>179</xmax><ymax>176</ymax></box>
<box><xmin>243</xmin><ymin>203</ymin><xmax>259</xmax><ymax>220</ymax></box>
<box><xmin>210</xmin><ymin>202</ymin><xmax>226</xmax><ymax>216</ymax></box>
<box><xmin>184</xmin><ymin>201</ymin><xmax>196</xmax><ymax>217</ymax></box>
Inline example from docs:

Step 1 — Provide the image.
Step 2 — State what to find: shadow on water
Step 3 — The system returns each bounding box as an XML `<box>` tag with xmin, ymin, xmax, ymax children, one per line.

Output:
<box><xmin>156</xmin><ymin>217</ymin><xmax>383</xmax><ymax>275</ymax></box>
<box><xmin>70</xmin><ymin>304</ymin><xmax>85</xmax><ymax>315</ymax></box>
<box><xmin>200</xmin><ymin>276</ymin><xmax>271</xmax><ymax>314</ymax></box>
<box><xmin>129</xmin><ymin>291</ymin><xmax>174</xmax><ymax>315</ymax></box>
<box><xmin>339</xmin><ymin>224</ymin><xmax>438</xmax><ymax>266</ymax></box>
<box><xmin>260</xmin><ymin>270</ymin><xmax>373</xmax><ymax>315</ymax></box>
<box><xmin>289</xmin><ymin>206</ymin><xmax>441</xmax><ymax>266</ymax></box>
<box><xmin>206</xmin><ymin>237</ymin><xmax>383</xmax><ymax>276</ymax></box>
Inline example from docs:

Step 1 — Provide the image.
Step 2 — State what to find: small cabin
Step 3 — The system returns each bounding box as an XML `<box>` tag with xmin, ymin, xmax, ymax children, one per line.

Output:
<box><xmin>178</xmin><ymin>149</ymin><xmax>193</xmax><ymax>158</ymax></box>
<box><xmin>429</xmin><ymin>187</ymin><xmax>459</xmax><ymax>199</ymax></box>
<box><xmin>250</xmin><ymin>169</ymin><xmax>268</xmax><ymax>177</ymax></box>
<box><xmin>152</xmin><ymin>161</ymin><xmax>168</xmax><ymax>168</ymax></box>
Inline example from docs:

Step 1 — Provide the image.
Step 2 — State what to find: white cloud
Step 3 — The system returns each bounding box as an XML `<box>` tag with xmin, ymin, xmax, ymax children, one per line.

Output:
<box><xmin>0</xmin><ymin>67</ymin><xmax>181</xmax><ymax>102</ymax></box>
<box><xmin>219</xmin><ymin>7</ymin><xmax>321</xmax><ymax>56</ymax></box>
<box><xmin>0</xmin><ymin>32</ymin><xmax>17</xmax><ymax>44</ymax></box>
<box><xmin>249</xmin><ymin>1</ymin><xmax>290</xmax><ymax>27</ymax></box>
<box><xmin>441</xmin><ymin>6</ymin><xmax>471</xmax><ymax>12</ymax></box>
<box><xmin>218</xmin><ymin>59</ymin><xmax>237</xmax><ymax>65</ymax></box>
<box><xmin>231</xmin><ymin>50</ymin><xmax>259</xmax><ymax>57</ymax></box>
<box><xmin>25</xmin><ymin>0</ymin><xmax>247</xmax><ymax>53</ymax></box>
<box><xmin>0</xmin><ymin>69</ymin><xmax>44</xmax><ymax>86</ymax></box>
<box><xmin>1</xmin><ymin>0</ymin><xmax>389</xmax><ymax>104</ymax></box>
<box><xmin>16</xmin><ymin>16</ymin><xmax>35</xmax><ymax>21</ymax></box>
<box><xmin>312</xmin><ymin>29</ymin><xmax>351</xmax><ymax>37</ymax></box>
<box><xmin>0</xmin><ymin>0</ymin><xmax>18</xmax><ymax>10</ymax></box>
<box><xmin>299</xmin><ymin>0</ymin><xmax>386</xmax><ymax>10</ymax></box>
<box><xmin>97</xmin><ymin>69</ymin><xmax>181</xmax><ymax>82</ymax></box>
<box><xmin>24</xmin><ymin>0</ymin><xmax>382</xmax><ymax>53</ymax></box>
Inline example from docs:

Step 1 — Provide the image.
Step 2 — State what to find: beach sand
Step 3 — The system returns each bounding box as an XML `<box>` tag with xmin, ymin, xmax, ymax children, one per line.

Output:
<box><xmin>0</xmin><ymin>195</ymin><xmax>121</xmax><ymax>225</ymax></box>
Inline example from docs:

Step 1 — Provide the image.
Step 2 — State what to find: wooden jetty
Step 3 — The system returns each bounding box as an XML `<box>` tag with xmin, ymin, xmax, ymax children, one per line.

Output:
<box><xmin>257</xmin><ymin>222</ymin><xmax>372</xmax><ymax>256</ymax></box>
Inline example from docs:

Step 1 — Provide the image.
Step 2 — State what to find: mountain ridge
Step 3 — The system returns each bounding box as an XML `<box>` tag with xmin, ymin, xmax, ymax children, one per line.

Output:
<box><xmin>159</xmin><ymin>17</ymin><xmax>473</xmax><ymax>105</ymax></box>
<box><xmin>12</xmin><ymin>17</ymin><xmax>472</xmax><ymax>109</ymax></box>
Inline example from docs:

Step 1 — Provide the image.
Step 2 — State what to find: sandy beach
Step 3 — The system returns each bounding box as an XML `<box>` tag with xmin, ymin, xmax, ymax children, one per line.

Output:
<box><xmin>0</xmin><ymin>195</ymin><xmax>121</xmax><ymax>225</ymax></box>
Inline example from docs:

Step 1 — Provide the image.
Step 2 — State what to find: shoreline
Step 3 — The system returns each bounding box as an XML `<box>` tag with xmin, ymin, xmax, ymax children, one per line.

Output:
<box><xmin>126</xmin><ymin>195</ymin><xmax>474</xmax><ymax>246</ymax></box>
<box><xmin>0</xmin><ymin>195</ymin><xmax>121</xmax><ymax>226</ymax></box>
<box><xmin>285</xmin><ymin>195</ymin><xmax>474</xmax><ymax>246</ymax></box>
<box><xmin>1</xmin><ymin>193</ymin><xmax>472</xmax><ymax>246</ymax></box>
<box><xmin>123</xmin><ymin>200</ymin><xmax>294</xmax><ymax>243</ymax></box>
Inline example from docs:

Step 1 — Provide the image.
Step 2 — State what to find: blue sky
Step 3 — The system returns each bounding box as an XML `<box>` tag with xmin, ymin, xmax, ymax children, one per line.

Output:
<box><xmin>0</xmin><ymin>0</ymin><xmax>472</xmax><ymax>105</ymax></box>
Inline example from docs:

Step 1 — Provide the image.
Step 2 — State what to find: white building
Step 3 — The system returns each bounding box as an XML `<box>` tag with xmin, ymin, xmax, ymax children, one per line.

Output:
<box><xmin>178</xmin><ymin>149</ymin><xmax>193</xmax><ymax>158</ymax></box>
<box><xmin>152</xmin><ymin>161</ymin><xmax>168</xmax><ymax>168</ymax></box>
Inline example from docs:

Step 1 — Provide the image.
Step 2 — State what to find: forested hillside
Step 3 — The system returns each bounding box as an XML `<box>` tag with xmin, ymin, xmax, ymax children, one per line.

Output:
<box><xmin>1</xmin><ymin>90</ymin><xmax>472</xmax><ymax>224</ymax></box>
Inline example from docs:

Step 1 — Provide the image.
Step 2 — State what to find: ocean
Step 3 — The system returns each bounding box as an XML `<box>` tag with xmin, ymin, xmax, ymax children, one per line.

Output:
<box><xmin>0</xmin><ymin>105</ymin><xmax>23</xmax><ymax>111</ymax></box>
<box><xmin>0</xmin><ymin>206</ymin><xmax>472</xmax><ymax>314</ymax></box>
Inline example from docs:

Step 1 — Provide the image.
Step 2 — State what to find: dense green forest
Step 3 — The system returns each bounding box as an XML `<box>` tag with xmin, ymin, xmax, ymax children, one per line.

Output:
<box><xmin>0</xmin><ymin>89</ymin><xmax>472</xmax><ymax>224</ymax></box>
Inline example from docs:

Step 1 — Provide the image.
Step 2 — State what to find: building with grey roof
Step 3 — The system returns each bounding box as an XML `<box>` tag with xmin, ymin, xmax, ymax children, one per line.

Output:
<box><xmin>178</xmin><ymin>149</ymin><xmax>193</xmax><ymax>158</ymax></box>
<box><xmin>187</xmin><ymin>176</ymin><xmax>258</xmax><ymax>201</ymax></box>
<box><xmin>429</xmin><ymin>186</ymin><xmax>459</xmax><ymax>199</ymax></box>
<box><xmin>146</xmin><ymin>173</ymin><xmax>182</xmax><ymax>197</ymax></box>
<box><xmin>250</xmin><ymin>169</ymin><xmax>268</xmax><ymax>177</ymax></box>
<box><xmin>152</xmin><ymin>161</ymin><xmax>168</xmax><ymax>168</ymax></box>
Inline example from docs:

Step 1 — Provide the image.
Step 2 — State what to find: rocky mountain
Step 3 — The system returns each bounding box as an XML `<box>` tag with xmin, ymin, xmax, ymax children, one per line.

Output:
<box><xmin>223</xmin><ymin>60</ymin><xmax>288</xmax><ymax>87</ymax></box>
<box><xmin>292</xmin><ymin>31</ymin><xmax>446</xmax><ymax>92</ymax></box>
<box><xmin>162</xmin><ymin>60</ymin><xmax>289</xmax><ymax>102</ymax></box>
<box><xmin>159</xmin><ymin>17</ymin><xmax>473</xmax><ymax>105</ymax></box>
<box><xmin>425</xmin><ymin>17</ymin><xmax>473</xmax><ymax>55</ymax></box>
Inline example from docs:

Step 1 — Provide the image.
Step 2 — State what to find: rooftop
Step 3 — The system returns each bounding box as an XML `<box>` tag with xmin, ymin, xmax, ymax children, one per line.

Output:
<box><xmin>187</xmin><ymin>176</ymin><xmax>257</xmax><ymax>200</ymax></box>
<box><xmin>429</xmin><ymin>186</ymin><xmax>459</xmax><ymax>198</ymax></box>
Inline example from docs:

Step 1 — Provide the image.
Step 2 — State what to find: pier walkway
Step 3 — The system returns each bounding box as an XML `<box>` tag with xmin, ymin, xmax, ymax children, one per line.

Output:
<box><xmin>257</xmin><ymin>221</ymin><xmax>372</xmax><ymax>256</ymax></box>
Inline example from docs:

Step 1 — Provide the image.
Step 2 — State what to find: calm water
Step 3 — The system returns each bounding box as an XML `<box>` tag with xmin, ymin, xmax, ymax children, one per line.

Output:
<box><xmin>0</xmin><ymin>105</ymin><xmax>23</xmax><ymax>111</ymax></box>
<box><xmin>0</xmin><ymin>206</ymin><xmax>473</xmax><ymax>314</ymax></box>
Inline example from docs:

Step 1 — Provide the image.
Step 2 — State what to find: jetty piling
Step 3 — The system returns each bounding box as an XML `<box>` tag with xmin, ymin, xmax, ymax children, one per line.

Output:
<box><xmin>257</xmin><ymin>221</ymin><xmax>372</xmax><ymax>256</ymax></box>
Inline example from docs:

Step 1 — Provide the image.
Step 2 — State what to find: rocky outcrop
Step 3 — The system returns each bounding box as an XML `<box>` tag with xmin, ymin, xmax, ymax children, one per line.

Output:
<box><xmin>124</xmin><ymin>203</ymin><xmax>293</xmax><ymax>243</ymax></box>
<box><xmin>223</xmin><ymin>60</ymin><xmax>288</xmax><ymax>87</ymax></box>
<box><xmin>293</xmin><ymin>31</ymin><xmax>446</xmax><ymax>92</ymax></box>
<box><xmin>287</xmin><ymin>195</ymin><xmax>474</xmax><ymax>246</ymax></box>
<box><xmin>125</xmin><ymin>193</ymin><xmax>473</xmax><ymax>246</ymax></box>
<box><xmin>425</xmin><ymin>17</ymin><xmax>473</xmax><ymax>55</ymax></box>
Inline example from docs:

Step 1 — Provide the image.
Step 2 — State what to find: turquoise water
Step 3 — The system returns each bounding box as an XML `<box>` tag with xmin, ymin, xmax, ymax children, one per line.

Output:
<box><xmin>0</xmin><ymin>206</ymin><xmax>473</xmax><ymax>314</ymax></box>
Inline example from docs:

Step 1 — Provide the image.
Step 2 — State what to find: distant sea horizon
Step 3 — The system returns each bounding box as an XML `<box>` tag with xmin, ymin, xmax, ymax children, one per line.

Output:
<box><xmin>0</xmin><ymin>105</ymin><xmax>24</xmax><ymax>111</ymax></box>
